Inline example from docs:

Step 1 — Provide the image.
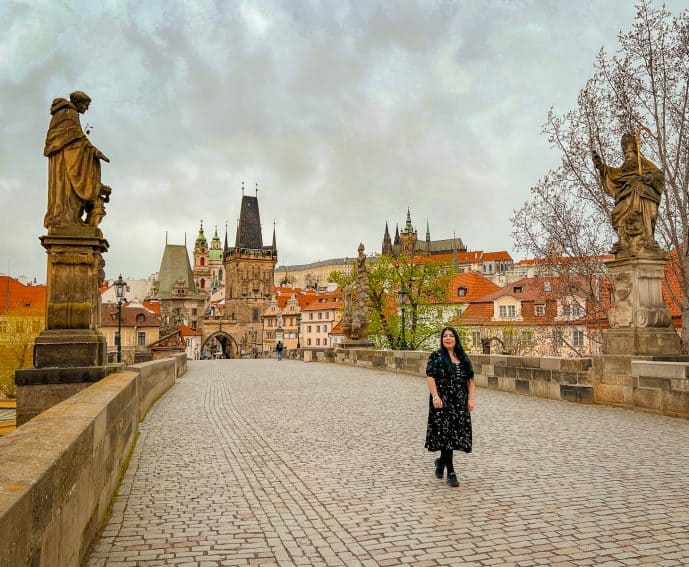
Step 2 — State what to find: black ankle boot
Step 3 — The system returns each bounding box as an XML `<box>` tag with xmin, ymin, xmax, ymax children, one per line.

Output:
<box><xmin>447</xmin><ymin>472</ymin><xmax>459</xmax><ymax>487</ymax></box>
<box><xmin>434</xmin><ymin>458</ymin><xmax>444</xmax><ymax>479</ymax></box>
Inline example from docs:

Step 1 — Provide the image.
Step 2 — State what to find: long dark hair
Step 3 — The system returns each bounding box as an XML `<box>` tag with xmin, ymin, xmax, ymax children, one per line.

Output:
<box><xmin>439</xmin><ymin>326</ymin><xmax>472</xmax><ymax>374</ymax></box>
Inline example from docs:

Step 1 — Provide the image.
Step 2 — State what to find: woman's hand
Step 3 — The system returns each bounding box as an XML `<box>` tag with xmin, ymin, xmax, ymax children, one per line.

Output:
<box><xmin>467</xmin><ymin>396</ymin><xmax>475</xmax><ymax>412</ymax></box>
<box><xmin>432</xmin><ymin>396</ymin><xmax>443</xmax><ymax>409</ymax></box>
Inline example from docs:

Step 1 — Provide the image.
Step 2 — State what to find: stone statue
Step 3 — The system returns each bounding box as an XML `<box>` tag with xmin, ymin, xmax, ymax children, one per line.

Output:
<box><xmin>43</xmin><ymin>91</ymin><xmax>111</xmax><ymax>234</ymax></box>
<box><xmin>341</xmin><ymin>243</ymin><xmax>370</xmax><ymax>342</ymax></box>
<box><xmin>592</xmin><ymin>132</ymin><xmax>665</xmax><ymax>258</ymax></box>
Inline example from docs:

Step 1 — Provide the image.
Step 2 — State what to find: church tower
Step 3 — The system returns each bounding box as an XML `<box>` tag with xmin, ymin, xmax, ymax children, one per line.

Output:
<box><xmin>382</xmin><ymin>222</ymin><xmax>393</xmax><ymax>256</ymax></box>
<box><xmin>193</xmin><ymin>221</ymin><xmax>211</xmax><ymax>293</ymax></box>
<box><xmin>399</xmin><ymin>208</ymin><xmax>418</xmax><ymax>256</ymax></box>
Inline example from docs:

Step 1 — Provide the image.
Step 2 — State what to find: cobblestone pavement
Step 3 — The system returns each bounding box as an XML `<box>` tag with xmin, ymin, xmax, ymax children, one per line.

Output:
<box><xmin>88</xmin><ymin>360</ymin><xmax>689</xmax><ymax>566</ymax></box>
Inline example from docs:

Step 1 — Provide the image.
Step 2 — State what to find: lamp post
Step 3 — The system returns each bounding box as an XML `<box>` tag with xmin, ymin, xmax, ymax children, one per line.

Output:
<box><xmin>398</xmin><ymin>286</ymin><xmax>409</xmax><ymax>350</ymax></box>
<box><xmin>114</xmin><ymin>274</ymin><xmax>127</xmax><ymax>363</ymax></box>
<box><xmin>296</xmin><ymin>312</ymin><xmax>302</xmax><ymax>349</ymax></box>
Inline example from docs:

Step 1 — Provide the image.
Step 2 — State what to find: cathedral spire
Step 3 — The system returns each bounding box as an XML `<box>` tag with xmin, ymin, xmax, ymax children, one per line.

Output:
<box><xmin>382</xmin><ymin>222</ymin><xmax>392</xmax><ymax>255</ymax></box>
<box><xmin>426</xmin><ymin>220</ymin><xmax>430</xmax><ymax>242</ymax></box>
<box><xmin>394</xmin><ymin>223</ymin><xmax>400</xmax><ymax>245</ymax></box>
<box><xmin>404</xmin><ymin>208</ymin><xmax>414</xmax><ymax>233</ymax></box>
<box><xmin>224</xmin><ymin>222</ymin><xmax>229</xmax><ymax>253</ymax></box>
<box><xmin>272</xmin><ymin>220</ymin><xmax>277</xmax><ymax>252</ymax></box>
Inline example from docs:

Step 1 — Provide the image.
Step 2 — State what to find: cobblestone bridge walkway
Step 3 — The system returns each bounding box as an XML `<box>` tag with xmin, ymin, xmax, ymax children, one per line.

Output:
<box><xmin>88</xmin><ymin>360</ymin><xmax>689</xmax><ymax>566</ymax></box>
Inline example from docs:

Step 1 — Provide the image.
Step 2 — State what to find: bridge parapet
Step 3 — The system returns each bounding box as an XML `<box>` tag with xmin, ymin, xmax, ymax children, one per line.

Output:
<box><xmin>288</xmin><ymin>348</ymin><xmax>689</xmax><ymax>418</ymax></box>
<box><xmin>0</xmin><ymin>353</ymin><xmax>185</xmax><ymax>567</ymax></box>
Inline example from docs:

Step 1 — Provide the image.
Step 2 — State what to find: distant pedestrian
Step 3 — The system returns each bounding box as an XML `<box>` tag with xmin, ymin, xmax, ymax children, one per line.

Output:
<box><xmin>425</xmin><ymin>326</ymin><xmax>475</xmax><ymax>487</ymax></box>
<box><xmin>275</xmin><ymin>340</ymin><xmax>284</xmax><ymax>361</ymax></box>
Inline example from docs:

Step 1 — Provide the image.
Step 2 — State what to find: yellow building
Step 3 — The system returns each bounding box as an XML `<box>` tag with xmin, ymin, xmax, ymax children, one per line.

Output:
<box><xmin>0</xmin><ymin>276</ymin><xmax>46</xmax><ymax>398</ymax></box>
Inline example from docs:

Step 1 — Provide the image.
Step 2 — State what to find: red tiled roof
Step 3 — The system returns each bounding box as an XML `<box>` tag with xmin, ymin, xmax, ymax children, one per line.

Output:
<box><xmin>0</xmin><ymin>276</ymin><xmax>46</xmax><ymax>315</ymax></box>
<box><xmin>142</xmin><ymin>300</ymin><xmax>161</xmax><ymax>314</ymax></box>
<box><xmin>100</xmin><ymin>303</ymin><xmax>161</xmax><ymax>327</ymax></box>
<box><xmin>302</xmin><ymin>299</ymin><xmax>342</xmax><ymax>311</ymax></box>
<box><xmin>444</xmin><ymin>273</ymin><xmax>500</xmax><ymax>304</ymax></box>
<box><xmin>178</xmin><ymin>324</ymin><xmax>200</xmax><ymax>336</ymax></box>
<box><xmin>516</xmin><ymin>255</ymin><xmax>614</xmax><ymax>266</ymax></box>
<box><xmin>329</xmin><ymin>322</ymin><xmax>344</xmax><ymax>335</ymax></box>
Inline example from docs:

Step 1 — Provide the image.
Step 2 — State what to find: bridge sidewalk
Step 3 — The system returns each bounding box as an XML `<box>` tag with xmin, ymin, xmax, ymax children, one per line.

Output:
<box><xmin>88</xmin><ymin>359</ymin><xmax>689</xmax><ymax>566</ymax></box>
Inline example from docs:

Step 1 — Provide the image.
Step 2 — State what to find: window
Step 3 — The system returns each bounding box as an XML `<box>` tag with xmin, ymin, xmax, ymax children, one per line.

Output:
<box><xmin>472</xmin><ymin>331</ymin><xmax>481</xmax><ymax>347</ymax></box>
<box><xmin>513</xmin><ymin>286</ymin><xmax>522</xmax><ymax>294</ymax></box>
<box><xmin>200</xmin><ymin>257</ymin><xmax>205</xmax><ymax>266</ymax></box>
<box><xmin>316</xmin><ymin>338</ymin><xmax>321</xmax><ymax>346</ymax></box>
<box><xmin>307</xmin><ymin>338</ymin><xmax>312</xmax><ymax>346</ymax></box>
<box><xmin>136</xmin><ymin>314</ymin><xmax>145</xmax><ymax>323</ymax></box>
<box><xmin>307</xmin><ymin>325</ymin><xmax>312</xmax><ymax>333</ymax></box>
<box><xmin>500</xmin><ymin>305</ymin><xmax>516</xmax><ymax>318</ymax></box>
<box><xmin>457</xmin><ymin>287</ymin><xmax>467</xmax><ymax>297</ymax></box>
<box><xmin>535</xmin><ymin>304</ymin><xmax>545</xmax><ymax>317</ymax></box>
<box><xmin>573</xmin><ymin>330</ymin><xmax>584</xmax><ymax>347</ymax></box>
<box><xmin>316</xmin><ymin>325</ymin><xmax>321</xmax><ymax>332</ymax></box>
<box><xmin>252</xmin><ymin>308</ymin><xmax>259</xmax><ymax>322</ymax></box>
<box><xmin>137</xmin><ymin>332</ymin><xmax>146</xmax><ymax>346</ymax></box>
<box><xmin>318</xmin><ymin>312</ymin><xmax>323</xmax><ymax>320</ymax></box>
<box><xmin>192</xmin><ymin>308</ymin><xmax>197</xmax><ymax>316</ymax></box>
<box><xmin>200</xmin><ymin>279</ymin><xmax>205</xmax><ymax>289</ymax></box>
<box><xmin>191</xmin><ymin>321</ymin><xmax>197</xmax><ymax>330</ymax></box>
<box><xmin>543</xmin><ymin>282</ymin><xmax>552</xmax><ymax>292</ymax></box>
<box><xmin>309</xmin><ymin>313</ymin><xmax>313</xmax><ymax>320</ymax></box>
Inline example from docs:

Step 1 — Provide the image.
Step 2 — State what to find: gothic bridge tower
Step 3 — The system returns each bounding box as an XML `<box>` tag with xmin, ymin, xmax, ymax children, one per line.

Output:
<box><xmin>221</xmin><ymin>188</ymin><xmax>277</xmax><ymax>353</ymax></box>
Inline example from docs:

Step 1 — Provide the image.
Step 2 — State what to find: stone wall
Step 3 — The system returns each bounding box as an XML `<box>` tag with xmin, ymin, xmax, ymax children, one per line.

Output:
<box><xmin>0</xmin><ymin>353</ymin><xmax>185</xmax><ymax>567</ymax></box>
<box><xmin>290</xmin><ymin>348</ymin><xmax>689</xmax><ymax>419</ymax></box>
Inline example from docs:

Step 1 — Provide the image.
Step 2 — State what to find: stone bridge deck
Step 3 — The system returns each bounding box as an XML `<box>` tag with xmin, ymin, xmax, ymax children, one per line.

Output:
<box><xmin>88</xmin><ymin>360</ymin><xmax>689</xmax><ymax>566</ymax></box>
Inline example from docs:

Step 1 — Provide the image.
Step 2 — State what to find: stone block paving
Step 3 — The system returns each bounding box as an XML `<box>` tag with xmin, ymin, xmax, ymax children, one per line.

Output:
<box><xmin>88</xmin><ymin>360</ymin><xmax>689</xmax><ymax>566</ymax></box>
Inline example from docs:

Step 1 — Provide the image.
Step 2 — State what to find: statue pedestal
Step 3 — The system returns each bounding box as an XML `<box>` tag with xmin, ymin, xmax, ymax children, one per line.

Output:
<box><xmin>603</xmin><ymin>256</ymin><xmax>680</xmax><ymax>355</ymax></box>
<box><xmin>15</xmin><ymin>234</ymin><xmax>111</xmax><ymax>425</ymax></box>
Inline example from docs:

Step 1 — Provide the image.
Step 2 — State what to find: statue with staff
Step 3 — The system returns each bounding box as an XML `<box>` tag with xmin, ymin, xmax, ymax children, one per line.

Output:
<box><xmin>43</xmin><ymin>91</ymin><xmax>111</xmax><ymax>234</ymax></box>
<box><xmin>592</xmin><ymin>130</ymin><xmax>665</xmax><ymax>258</ymax></box>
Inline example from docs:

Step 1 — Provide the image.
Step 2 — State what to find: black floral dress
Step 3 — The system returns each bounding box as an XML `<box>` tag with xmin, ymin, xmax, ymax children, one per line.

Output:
<box><xmin>425</xmin><ymin>349</ymin><xmax>473</xmax><ymax>453</ymax></box>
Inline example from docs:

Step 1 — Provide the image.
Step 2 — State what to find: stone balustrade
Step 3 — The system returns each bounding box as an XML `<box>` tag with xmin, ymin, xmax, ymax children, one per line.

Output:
<box><xmin>289</xmin><ymin>347</ymin><xmax>689</xmax><ymax>419</ymax></box>
<box><xmin>0</xmin><ymin>353</ymin><xmax>186</xmax><ymax>567</ymax></box>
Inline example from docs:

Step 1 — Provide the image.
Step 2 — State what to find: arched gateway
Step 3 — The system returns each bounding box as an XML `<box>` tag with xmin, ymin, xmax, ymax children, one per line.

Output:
<box><xmin>202</xmin><ymin>331</ymin><xmax>239</xmax><ymax>359</ymax></box>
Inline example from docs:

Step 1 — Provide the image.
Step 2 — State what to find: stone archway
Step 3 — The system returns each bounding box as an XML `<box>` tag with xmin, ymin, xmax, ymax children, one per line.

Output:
<box><xmin>202</xmin><ymin>331</ymin><xmax>239</xmax><ymax>359</ymax></box>
<box><xmin>481</xmin><ymin>336</ymin><xmax>507</xmax><ymax>355</ymax></box>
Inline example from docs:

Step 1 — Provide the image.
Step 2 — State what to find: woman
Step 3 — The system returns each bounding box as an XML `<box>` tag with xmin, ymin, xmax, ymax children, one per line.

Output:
<box><xmin>425</xmin><ymin>327</ymin><xmax>475</xmax><ymax>487</ymax></box>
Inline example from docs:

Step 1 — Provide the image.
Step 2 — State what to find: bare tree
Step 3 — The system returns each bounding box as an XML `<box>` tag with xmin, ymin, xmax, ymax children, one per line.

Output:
<box><xmin>512</xmin><ymin>1</ymin><xmax>689</xmax><ymax>352</ymax></box>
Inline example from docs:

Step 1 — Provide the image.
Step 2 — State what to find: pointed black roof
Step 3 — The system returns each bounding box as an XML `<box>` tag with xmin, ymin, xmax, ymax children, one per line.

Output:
<box><xmin>236</xmin><ymin>195</ymin><xmax>263</xmax><ymax>248</ymax></box>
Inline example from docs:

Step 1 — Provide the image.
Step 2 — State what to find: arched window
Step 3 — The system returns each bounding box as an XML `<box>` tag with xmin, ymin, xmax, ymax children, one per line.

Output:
<box><xmin>200</xmin><ymin>257</ymin><xmax>205</xmax><ymax>266</ymax></box>
<box><xmin>219</xmin><ymin>268</ymin><xmax>223</xmax><ymax>281</ymax></box>
<box><xmin>200</xmin><ymin>278</ymin><xmax>205</xmax><ymax>289</ymax></box>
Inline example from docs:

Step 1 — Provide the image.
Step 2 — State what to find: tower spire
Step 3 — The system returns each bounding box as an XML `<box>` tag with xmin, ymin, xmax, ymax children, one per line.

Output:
<box><xmin>272</xmin><ymin>220</ymin><xmax>277</xmax><ymax>252</ymax></box>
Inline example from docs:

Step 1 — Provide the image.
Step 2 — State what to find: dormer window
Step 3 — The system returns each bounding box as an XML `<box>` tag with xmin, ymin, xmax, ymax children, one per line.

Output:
<box><xmin>543</xmin><ymin>282</ymin><xmax>552</xmax><ymax>292</ymax></box>
<box><xmin>535</xmin><ymin>304</ymin><xmax>545</xmax><ymax>317</ymax></box>
<box><xmin>136</xmin><ymin>314</ymin><xmax>145</xmax><ymax>324</ymax></box>
<box><xmin>457</xmin><ymin>287</ymin><xmax>467</xmax><ymax>297</ymax></box>
<box><xmin>513</xmin><ymin>286</ymin><xmax>522</xmax><ymax>294</ymax></box>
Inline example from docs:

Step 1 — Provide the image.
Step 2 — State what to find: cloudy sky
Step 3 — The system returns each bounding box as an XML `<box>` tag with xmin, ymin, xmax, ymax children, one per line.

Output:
<box><xmin>2</xmin><ymin>0</ymin><xmax>688</xmax><ymax>282</ymax></box>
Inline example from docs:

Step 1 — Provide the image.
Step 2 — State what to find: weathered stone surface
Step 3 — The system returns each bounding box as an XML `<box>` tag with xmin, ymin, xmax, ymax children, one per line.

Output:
<box><xmin>560</xmin><ymin>384</ymin><xmax>594</xmax><ymax>403</ymax></box>
<box><xmin>0</xmin><ymin>354</ymin><xmax>184</xmax><ymax>567</ymax></box>
<box><xmin>87</xmin><ymin>360</ymin><xmax>689</xmax><ymax>566</ymax></box>
<box><xmin>594</xmin><ymin>383</ymin><xmax>633</xmax><ymax>405</ymax></box>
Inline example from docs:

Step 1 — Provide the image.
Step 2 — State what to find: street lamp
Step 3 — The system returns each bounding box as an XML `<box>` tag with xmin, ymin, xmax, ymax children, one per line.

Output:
<box><xmin>296</xmin><ymin>312</ymin><xmax>302</xmax><ymax>349</ymax></box>
<box><xmin>398</xmin><ymin>286</ymin><xmax>409</xmax><ymax>350</ymax></box>
<box><xmin>114</xmin><ymin>274</ymin><xmax>127</xmax><ymax>363</ymax></box>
